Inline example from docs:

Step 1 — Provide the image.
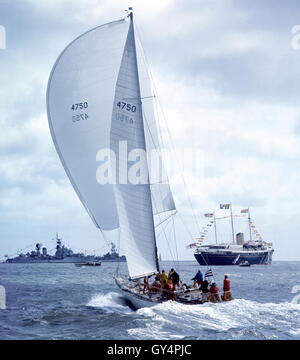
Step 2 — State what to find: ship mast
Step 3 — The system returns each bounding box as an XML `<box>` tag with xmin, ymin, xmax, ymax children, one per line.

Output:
<box><xmin>230</xmin><ymin>203</ymin><xmax>235</xmax><ymax>244</ymax></box>
<box><xmin>248</xmin><ymin>208</ymin><xmax>252</xmax><ymax>242</ymax></box>
<box><xmin>213</xmin><ymin>212</ymin><xmax>218</xmax><ymax>244</ymax></box>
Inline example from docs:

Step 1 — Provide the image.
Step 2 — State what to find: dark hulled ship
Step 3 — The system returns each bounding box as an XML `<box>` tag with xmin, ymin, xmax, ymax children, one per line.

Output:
<box><xmin>189</xmin><ymin>205</ymin><xmax>274</xmax><ymax>266</ymax></box>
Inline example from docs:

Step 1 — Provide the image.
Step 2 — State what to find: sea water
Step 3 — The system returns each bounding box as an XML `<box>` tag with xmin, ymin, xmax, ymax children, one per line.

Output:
<box><xmin>0</xmin><ymin>261</ymin><xmax>299</xmax><ymax>340</ymax></box>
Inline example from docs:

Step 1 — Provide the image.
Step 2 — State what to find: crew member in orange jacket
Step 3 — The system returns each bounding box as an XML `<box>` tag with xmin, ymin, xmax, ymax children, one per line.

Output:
<box><xmin>222</xmin><ymin>275</ymin><xmax>233</xmax><ymax>301</ymax></box>
<box><xmin>209</xmin><ymin>282</ymin><xmax>221</xmax><ymax>302</ymax></box>
<box><xmin>149</xmin><ymin>279</ymin><xmax>161</xmax><ymax>294</ymax></box>
<box><xmin>162</xmin><ymin>280</ymin><xmax>175</xmax><ymax>300</ymax></box>
<box><xmin>223</xmin><ymin>275</ymin><xmax>230</xmax><ymax>292</ymax></box>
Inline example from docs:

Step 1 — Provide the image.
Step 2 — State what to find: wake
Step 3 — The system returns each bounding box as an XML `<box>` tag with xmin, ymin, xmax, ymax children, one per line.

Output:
<box><xmin>86</xmin><ymin>292</ymin><xmax>300</xmax><ymax>339</ymax></box>
<box><xmin>86</xmin><ymin>292</ymin><xmax>134</xmax><ymax>314</ymax></box>
<box><xmin>129</xmin><ymin>299</ymin><xmax>300</xmax><ymax>340</ymax></box>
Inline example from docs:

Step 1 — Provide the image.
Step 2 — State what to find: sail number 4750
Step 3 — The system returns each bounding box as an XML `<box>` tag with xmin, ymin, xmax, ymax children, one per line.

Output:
<box><xmin>71</xmin><ymin>102</ymin><xmax>88</xmax><ymax>110</ymax></box>
<box><xmin>116</xmin><ymin>101</ymin><xmax>136</xmax><ymax>112</ymax></box>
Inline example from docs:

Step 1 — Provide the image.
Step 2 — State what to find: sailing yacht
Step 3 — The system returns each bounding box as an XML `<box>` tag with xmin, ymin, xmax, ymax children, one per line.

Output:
<box><xmin>47</xmin><ymin>10</ymin><xmax>218</xmax><ymax>308</ymax></box>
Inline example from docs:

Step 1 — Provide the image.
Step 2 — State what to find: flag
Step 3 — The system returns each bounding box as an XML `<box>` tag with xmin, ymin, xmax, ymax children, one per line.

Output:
<box><xmin>204</xmin><ymin>213</ymin><xmax>214</xmax><ymax>218</ymax></box>
<box><xmin>205</xmin><ymin>269</ymin><xmax>214</xmax><ymax>277</ymax></box>
<box><xmin>186</xmin><ymin>243</ymin><xmax>197</xmax><ymax>248</ymax></box>
<box><xmin>220</xmin><ymin>203</ymin><xmax>230</xmax><ymax>209</ymax></box>
<box><xmin>241</xmin><ymin>209</ymin><xmax>249</xmax><ymax>213</ymax></box>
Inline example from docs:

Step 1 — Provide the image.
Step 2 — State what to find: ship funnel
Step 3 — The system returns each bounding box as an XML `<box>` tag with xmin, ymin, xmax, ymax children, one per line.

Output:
<box><xmin>36</xmin><ymin>243</ymin><xmax>43</xmax><ymax>251</ymax></box>
<box><xmin>236</xmin><ymin>233</ymin><xmax>244</xmax><ymax>245</ymax></box>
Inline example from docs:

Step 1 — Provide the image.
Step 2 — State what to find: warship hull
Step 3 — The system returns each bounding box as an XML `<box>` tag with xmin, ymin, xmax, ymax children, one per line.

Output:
<box><xmin>5</xmin><ymin>256</ymin><xmax>96</xmax><ymax>264</ymax></box>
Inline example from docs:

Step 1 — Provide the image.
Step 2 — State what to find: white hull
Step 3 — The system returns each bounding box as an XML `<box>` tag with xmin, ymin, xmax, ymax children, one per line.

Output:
<box><xmin>122</xmin><ymin>289</ymin><xmax>162</xmax><ymax>309</ymax></box>
<box><xmin>115</xmin><ymin>277</ymin><xmax>162</xmax><ymax>309</ymax></box>
<box><xmin>114</xmin><ymin>277</ymin><xmax>210</xmax><ymax>309</ymax></box>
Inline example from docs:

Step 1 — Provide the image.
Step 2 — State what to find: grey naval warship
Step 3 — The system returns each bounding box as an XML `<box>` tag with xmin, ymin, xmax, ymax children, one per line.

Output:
<box><xmin>5</xmin><ymin>234</ymin><xmax>126</xmax><ymax>263</ymax></box>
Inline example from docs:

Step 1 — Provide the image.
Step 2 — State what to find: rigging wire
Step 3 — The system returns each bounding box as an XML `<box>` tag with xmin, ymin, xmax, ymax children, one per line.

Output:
<box><xmin>138</xmin><ymin>56</ymin><xmax>180</xmax><ymax>267</ymax></box>
<box><xmin>116</xmin><ymin>228</ymin><xmax>121</xmax><ymax>276</ymax></box>
<box><xmin>155</xmin><ymin>210</ymin><xmax>177</xmax><ymax>228</ymax></box>
<box><xmin>155</xmin><ymin>213</ymin><xmax>178</xmax><ymax>264</ymax></box>
<box><xmin>141</xmin><ymin>105</ymin><xmax>178</xmax><ymax>266</ymax></box>
<box><xmin>172</xmin><ymin>214</ymin><xmax>180</xmax><ymax>272</ymax></box>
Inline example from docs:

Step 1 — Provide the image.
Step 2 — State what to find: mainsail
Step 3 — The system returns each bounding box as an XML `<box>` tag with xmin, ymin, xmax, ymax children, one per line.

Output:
<box><xmin>111</xmin><ymin>18</ymin><xmax>159</xmax><ymax>279</ymax></box>
<box><xmin>47</xmin><ymin>14</ymin><xmax>175</xmax><ymax>280</ymax></box>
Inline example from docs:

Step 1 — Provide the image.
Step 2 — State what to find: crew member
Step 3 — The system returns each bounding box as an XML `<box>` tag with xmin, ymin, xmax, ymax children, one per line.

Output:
<box><xmin>209</xmin><ymin>282</ymin><xmax>221</xmax><ymax>303</ymax></box>
<box><xmin>158</xmin><ymin>270</ymin><xmax>168</xmax><ymax>283</ymax></box>
<box><xmin>222</xmin><ymin>275</ymin><xmax>233</xmax><ymax>301</ymax></box>
<box><xmin>149</xmin><ymin>276</ymin><xmax>161</xmax><ymax>293</ymax></box>
<box><xmin>200</xmin><ymin>279</ymin><xmax>210</xmax><ymax>302</ymax></box>
<box><xmin>143</xmin><ymin>276</ymin><xmax>149</xmax><ymax>294</ymax></box>
<box><xmin>168</xmin><ymin>268</ymin><xmax>180</xmax><ymax>288</ymax></box>
<box><xmin>191</xmin><ymin>269</ymin><xmax>203</xmax><ymax>287</ymax></box>
<box><xmin>162</xmin><ymin>280</ymin><xmax>175</xmax><ymax>300</ymax></box>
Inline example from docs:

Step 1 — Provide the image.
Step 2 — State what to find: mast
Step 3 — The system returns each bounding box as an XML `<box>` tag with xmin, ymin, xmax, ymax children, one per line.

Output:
<box><xmin>248</xmin><ymin>208</ymin><xmax>252</xmax><ymax>242</ymax></box>
<box><xmin>230</xmin><ymin>203</ymin><xmax>235</xmax><ymax>244</ymax></box>
<box><xmin>129</xmin><ymin>11</ymin><xmax>160</xmax><ymax>274</ymax></box>
<box><xmin>213</xmin><ymin>212</ymin><xmax>218</xmax><ymax>244</ymax></box>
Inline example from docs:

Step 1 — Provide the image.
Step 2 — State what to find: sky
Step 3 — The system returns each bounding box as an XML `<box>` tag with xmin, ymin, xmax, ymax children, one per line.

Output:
<box><xmin>1</xmin><ymin>0</ymin><xmax>300</xmax><ymax>261</ymax></box>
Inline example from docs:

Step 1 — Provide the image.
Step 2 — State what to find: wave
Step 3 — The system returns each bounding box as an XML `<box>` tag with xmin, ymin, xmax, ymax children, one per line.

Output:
<box><xmin>86</xmin><ymin>292</ymin><xmax>134</xmax><ymax>314</ymax></box>
<box><xmin>127</xmin><ymin>299</ymin><xmax>300</xmax><ymax>340</ymax></box>
<box><xmin>86</xmin><ymin>292</ymin><xmax>300</xmax><ymax>340</ymax></box>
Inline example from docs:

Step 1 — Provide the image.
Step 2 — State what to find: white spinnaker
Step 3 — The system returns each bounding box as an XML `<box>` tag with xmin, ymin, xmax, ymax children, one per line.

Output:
<box><xmin>136</xmin><ymin>37</ymin><xmax>176</xmax><ymax>216</ymax></box>
<box><xmin>111</xmin><ymin>20</ymin><xmax>159</xmax><ymax>279</ymax></box>
<box><xmin>47</xmin><ymin>19</ymin><xmax>129</xmax><ymax>230</ymax></box>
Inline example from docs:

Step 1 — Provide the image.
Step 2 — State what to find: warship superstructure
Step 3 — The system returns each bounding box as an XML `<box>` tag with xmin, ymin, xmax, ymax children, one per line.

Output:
<box><xmin>5</xmin><ymin>234</ymin><xmax>126</xmax><ymax>263</ymax></box>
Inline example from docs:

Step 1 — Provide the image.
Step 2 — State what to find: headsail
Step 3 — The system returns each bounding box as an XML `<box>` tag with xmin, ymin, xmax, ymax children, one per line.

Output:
<box><xmin>110</xmin><ymin>18</ymin><xmax>159</xmax><ymax>279</ymax></box>
<box><xmin>47</xmin><ymin>19</ymin><xmax>129</xmax><ymax>230</ymax></box>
